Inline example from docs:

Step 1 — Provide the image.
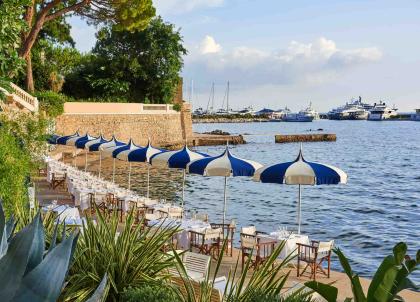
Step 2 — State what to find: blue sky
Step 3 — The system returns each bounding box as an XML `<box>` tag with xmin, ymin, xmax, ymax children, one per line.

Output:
<box><xmin>69</xmin><ymin>0</ymin><xmax>420</xmax><ymax>111</ymax></box>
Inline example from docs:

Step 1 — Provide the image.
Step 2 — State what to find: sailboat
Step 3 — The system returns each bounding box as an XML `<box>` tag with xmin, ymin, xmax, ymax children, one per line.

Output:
<box><xmin>215</xmin><ymin>81</ymin><xmax>232</xmax><ymax>115</ymax></box>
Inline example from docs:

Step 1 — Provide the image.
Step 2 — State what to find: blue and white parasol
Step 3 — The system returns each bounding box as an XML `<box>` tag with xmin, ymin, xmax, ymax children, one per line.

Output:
<box><xmin>55</xmin><ymin>131</ymin><xmax>81</xmax><ymax>145</ymax></box>
<box><xmin>187</xmin><ymin>147</ymin><xmax>262</xmax><ymax>224</ymax></box>
<box><xmin>102</xmin><ymin>139</ymin><xmax>142</xmax><ymax>186</ymax></box>
<box><xmin>116</xmin><ymin>140</ymin><xmax>165</xmax><ymax>197</ymax></box>
<box><xmin>150</xmin><ymin>144</ymin><xmax>209</xmax><ymax>207</ymax></box>
<box><xmin>253</xmin><ymin>145</ymin><xmax>348</xmax><ymax>234</ymax></box>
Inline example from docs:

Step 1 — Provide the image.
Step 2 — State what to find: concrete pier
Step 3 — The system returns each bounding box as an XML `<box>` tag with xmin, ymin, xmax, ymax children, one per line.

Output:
<box><xmin>275</xmin><ymin>133</ymin><xmax>336</xmax><ymax>143</ymax></box>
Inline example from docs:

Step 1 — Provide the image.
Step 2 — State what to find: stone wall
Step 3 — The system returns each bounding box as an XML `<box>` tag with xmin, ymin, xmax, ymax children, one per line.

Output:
<box><xmin>55</xmin><ymin>111</ymin><xmax>189</xmax><ymax>147</ymax></box>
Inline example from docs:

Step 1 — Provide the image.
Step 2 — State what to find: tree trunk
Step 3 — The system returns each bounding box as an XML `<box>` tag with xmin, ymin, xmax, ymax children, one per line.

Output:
<box><xmin>25</xmin><ymin>54</ymin><xmax>35</xmax><ymax>93</ymax></box>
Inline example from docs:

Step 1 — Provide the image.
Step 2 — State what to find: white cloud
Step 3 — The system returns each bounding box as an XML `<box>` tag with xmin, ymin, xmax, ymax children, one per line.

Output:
<box><xmin>199</xmin><ymin>35</ymin><xmax>222</xmax><ymax>54</ymax></box>
<box><xmin>185</xmin><ymin>37</ymin><xmax>382</xmax><ymax>87</ymax></box>
<box><xmin>154</xmin><ymin>0</ymin><xmax>224</xmax><ymax>15</ymax></box>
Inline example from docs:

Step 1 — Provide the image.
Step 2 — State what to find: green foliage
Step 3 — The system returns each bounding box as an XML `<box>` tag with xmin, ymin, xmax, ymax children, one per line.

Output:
<box><xmin>0</xmin><ymin>0</ymin><xmax>29</xmax><ymax>78</ymax></box>
<box><xmin>26</xmin><ymin>39</ymin><xmax>82</xmax><ymax>92</ymax></box>
<box><xmin>0</xmin><ymin>114</ymin><xmax>48</xmax><ymax>218</ymax></box>
<box><xmin>121</xmin><ymin>284</ymin><xmax>180</xmax><ymax>302</ymax></box>
<box><xmin>305</xmin><ymin>243</ymin><xmax>420</xmax><ymax>302</ymax></box>
<box><xmin>62</xmin><ymin>209</ymin><xmax>179</xmax><ymax>301</ymax></box>
<box><xmin>173</xmin><ymin>103</ymin><xmax>182</xmax><ymax>112</ymax></box>
<box><xmin>0</xmin><ymin>77</ymin><xmax>12</xmax><ymax>101</ymax></box>
<box><xmin>171</xmin><ymin>240</ymin><xmax>308</xmax><ymax>302</ymax></box>
<box><xmin>34</xmin><ymin>91</ymin><xmax>69</xmax><ymax>117</ymax></box>
<box><xmin>63</xmin><ymin>17</ymin><xmax>187</xmax><ymax>104</ymax></box>
<box><xmin>111</xmin><ymin>0</ymin><xmax>156</xmax><ymax>32</ymax></box>
<box><xmin>0</xmin><ymin>203</ymin><xmax>79</xmax><ymax>301</ymax></box>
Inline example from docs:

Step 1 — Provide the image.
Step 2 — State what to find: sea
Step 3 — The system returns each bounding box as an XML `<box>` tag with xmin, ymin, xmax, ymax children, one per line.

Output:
<box><xmin>109</xmin><ymin>120</ymin><xmax>420</xmax><ymax>281</ymax></box>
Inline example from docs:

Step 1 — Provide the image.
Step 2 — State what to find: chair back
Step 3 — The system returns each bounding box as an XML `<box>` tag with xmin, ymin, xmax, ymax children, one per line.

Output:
<box><xmin>318</xmin><ymin>240</ymin><xmax>334</xmax><ymax>253</ymax></box>
<box><xmin>240</xmin><ymin>233</ymin><xmax>257</xmax><ymax>249</ymax></box>
<box><xmin>171</xmin><ymin>277</ymin><xmax>221</xmax><ymax>302</ymax></box>
<box><xmin>241</xmin><ymin>226</ymin><xmax>256</xmax><ymax>235</ymax></box>
<box><xmin>183</xmin><ymin>252</ymin><xmax>210</xmax><ymax>280</ymax></box>
<box><xmin>204</xmin><ymin>228</ymin><xmax>222</xmax><ymax>240</ymax></box>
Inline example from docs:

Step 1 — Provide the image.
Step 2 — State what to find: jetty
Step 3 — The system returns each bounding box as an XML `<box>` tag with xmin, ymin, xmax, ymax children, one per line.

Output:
<box><xmin>191</xmin><ymin>132</ymin><xmax>246</xmax><ymax>146</ymax></box>
<box><xmin>275</xmin><ymin>133</ymin><xmax>336</xmax><ymax>143</ymax></box>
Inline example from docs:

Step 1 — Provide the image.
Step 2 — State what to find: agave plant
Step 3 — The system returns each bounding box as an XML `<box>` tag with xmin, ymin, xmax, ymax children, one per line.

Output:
<box><xmin>0</xmin><ymin>201</ymin><xmax>78</xmax><ymax>301</ymax></box>
<box><xmin>63</xmin><ymin>208</ymin><xmax>180</xmax><ymax>301</ymax></box>
<box><xmin>305</xmin><ymin>243</ymin><xmax>420</xmax><ymax>302</ymax></box>
<box><xmin>171</xmin><ymin>240</ymin><xmax>314</xmax><ymax>302</ymax></box>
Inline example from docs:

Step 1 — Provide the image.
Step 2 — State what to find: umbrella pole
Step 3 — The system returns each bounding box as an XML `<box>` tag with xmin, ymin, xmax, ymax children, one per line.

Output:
<box><xmin>99</xmin><ymin>152</ymin><xmax>102</xmax><ymax>178</ymax></box>
<box><xmin>181</xmin><ymin>169</ymin><xmax>186</xmax><ymax>209</ymax></box>
<box><xmin>84</xmin><ymin>150</ymin><xmax>88</xmax><ymax>172</ymax></box>
<box><xmin>223</xmin><ymin>176</ymin><xmax>228</xmax><ymax>226</ymax></box>
<box><xmin>297</xmin><ymin>184</ymin><xmax>302</xmax><ymax>234</ymax></box>
<box><xmin>112</xmin><ymin>158</ymin><xmax>116</xmax><ymax>183</ymax></box>
<box><xmin>128</xmin><ymin>162</ymin><xmax>132</xmax><ymax>190</ymax></box>
<box><xmin>146</xmin><ymin>164</ymin><xmax>150</xmax><ymax>198</ymax></box>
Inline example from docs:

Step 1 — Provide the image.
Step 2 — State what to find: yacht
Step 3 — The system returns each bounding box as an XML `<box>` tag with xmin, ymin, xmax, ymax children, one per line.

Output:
<box><xmin>193</xmin><ymin>107</ymin><xmax>205</xmax><ymax>116</ymax></box>
<box><xmin>411</xmin><ymin>109</ymin><xmax>420</xmax><ymax>121</ymax></box>
<box><xmin>368</xmin><ymin>101</ymin><xmax>398</xmax><ymax>120</ymax></box>
<box><xmin>238</xmin><ymin>106</ymin><xmax>256</xmax><ymax>116</ymax></box>
<box><xmin>328</xmin><ymin>97</ymin><xmax>371</xmax><ymax>120</ymax></box>
<box><xmin>283</xmin><ymin>103</ymin><xmax>319</xmax><ymax>122</ymax></box>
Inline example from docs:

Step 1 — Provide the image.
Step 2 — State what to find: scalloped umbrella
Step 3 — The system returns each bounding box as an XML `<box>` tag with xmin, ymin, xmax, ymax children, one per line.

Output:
<box><xmin>150</xmin><ymin>144</ymin><xmax>209</xmax><ymax>208</ymax></box>
<box><xmin>187</xmin><ymin>146</ymin><xmax>263</xmax><ymax>225</ymax></box>
<box><xmin>253</xmin><ymin>145</ymin><xmax>347</xmax><ymax>234</ymax></box>
<box><xmin>102</xmin><ymin>139</ymin><xmax>142</xmax><ymax>186</ymax></box>
<box><xmin>97</xmin><ymin>136</ymin><xmax>125</xmax><ymax>178</ymax></box>
<box><xmin>117</xmin><ymin>140</ymin><xmax>165</xmax><ymax>197</ymax></box>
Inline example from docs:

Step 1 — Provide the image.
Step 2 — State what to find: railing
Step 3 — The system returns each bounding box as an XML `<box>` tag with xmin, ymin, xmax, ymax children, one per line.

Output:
<box><xmin>63</xmin><ymin>102</ymin><xmax>177</xmax><ymax>115</ymax></box>
<box><xmin>9</xmin><ymin>83</ymin><xmax>39</xmax><ymax>112</ymax></box>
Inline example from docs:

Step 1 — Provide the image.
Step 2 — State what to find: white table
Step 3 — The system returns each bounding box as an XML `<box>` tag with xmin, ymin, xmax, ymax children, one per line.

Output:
<box><xmin>258</xmin><ymin>232</ymin><xmax>310</xmax><ymax>260</ymax></box>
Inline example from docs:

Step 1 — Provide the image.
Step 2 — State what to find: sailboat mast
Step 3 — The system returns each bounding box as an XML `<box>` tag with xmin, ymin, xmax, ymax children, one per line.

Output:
<box><xmin>211</xmin><ymin>82</ymin><xmax>215</xmax><ymax>113</ymax></box>
<box><xmin>227</xmin><ymin>81</ymin><xmax>230</xmax><ymax>113</ymax></box>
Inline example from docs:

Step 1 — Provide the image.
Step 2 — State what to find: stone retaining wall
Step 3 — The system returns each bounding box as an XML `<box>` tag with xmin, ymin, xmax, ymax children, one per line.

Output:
<box><xmin>55</xmin><ymin>103</ymin><xmax>192</xmax><ymax>147</ymax></box>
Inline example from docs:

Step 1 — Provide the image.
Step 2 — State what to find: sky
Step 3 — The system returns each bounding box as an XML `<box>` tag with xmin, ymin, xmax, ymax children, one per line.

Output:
<box><xmin>69</xmin><ymin>0</ymin><xmax>420</xmax><ymax>112</ymax></box>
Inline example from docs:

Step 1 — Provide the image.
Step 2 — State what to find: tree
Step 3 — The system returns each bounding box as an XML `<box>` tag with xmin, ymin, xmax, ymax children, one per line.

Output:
<box><xmin>0</xmin><ymin>0</ymin><xmax>29</xmax><ymax>79</ymax></box>
<box><xmin>17</xmin><ymin>0</ymin><xmax>155</xmax><ymax>92</ymax></box>
<box><xmin>63</xmin><ymin>17</ymin><xmax>187</xmax><ymax>103</ymax></box>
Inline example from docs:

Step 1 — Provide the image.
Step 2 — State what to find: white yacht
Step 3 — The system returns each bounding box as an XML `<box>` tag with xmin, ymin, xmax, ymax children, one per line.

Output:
<box><xmin>283</xmin><ymin>103</ymin><xmax>319</xmax><ymax>122</ymax></box>
<box><xmin>238</xmin><ymin>106</ymin><xmax>256</xmax><ymax>116</ymax></box>
<box><xmin>328</xmin><ymin>97</ymin><xmax>371</xmax><ymax>120</ymax></box>
<box><xmin>193</xmin><ymin>107</ymin><xmax>205</xmax><ymax>116</ymax></box>
<box><xmin>368</xmin><ymin>102</ymin><xmax>398</xmax><ymax>120</ymax></box>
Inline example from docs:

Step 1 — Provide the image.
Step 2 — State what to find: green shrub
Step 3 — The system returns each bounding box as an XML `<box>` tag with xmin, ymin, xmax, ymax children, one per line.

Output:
<box><xmin>35</xmin><ymin>91</ymin><xmax>68</xmax><ymax>117</ymax></box>
<box><xmin>121</xmin><ymin>284</ymin><xmax>180</xmax><ymax>302</ymax></box>
<box><xmin>173</xmin><ymin>103</ymin><xmax>182</xmax><ymax>112</ymax></box>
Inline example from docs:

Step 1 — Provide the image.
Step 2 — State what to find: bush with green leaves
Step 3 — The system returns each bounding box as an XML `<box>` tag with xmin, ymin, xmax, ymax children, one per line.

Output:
<box><xmin>35</xmin><ymin>90</ymin><xmax>69</xmax><ymax>117</ymax></box>
<box><xmin>305</xmin><ymin>243</ymin><xmax>420</xmax><ymax>302</ymax></box>
<box><xmin>63</xmin><ymin>209</ymin><xmax>179</xmax><ymax>301</ymax></box>
<box><xmin>121</xmin><ymin>284</ymin><xmax>181</xmax><ymax>302</ymax></box>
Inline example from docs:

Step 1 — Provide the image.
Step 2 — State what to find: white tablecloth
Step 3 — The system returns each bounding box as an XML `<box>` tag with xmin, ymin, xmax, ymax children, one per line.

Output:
<box><xmin>258</xmin><ymin>233</ymin><xmax>310</xmax><ymax>259</ymax></box>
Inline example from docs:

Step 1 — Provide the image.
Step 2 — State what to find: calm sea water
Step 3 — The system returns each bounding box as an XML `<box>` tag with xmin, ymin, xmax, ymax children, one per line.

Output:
<box><xmin>109</xmin><ymin>120</ymin><xmax>420</xmax><ymax>280</ymax></box>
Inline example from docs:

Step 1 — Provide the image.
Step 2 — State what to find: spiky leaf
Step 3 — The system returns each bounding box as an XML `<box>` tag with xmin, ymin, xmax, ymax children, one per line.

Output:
<box><xmin>11</xmin><ymin>232</ymin><xmax>79</xmax><ymax>302</ymax></box>
<box><xmin>305</xmin><ymin>281</ymin><xmax>338</xmax><ymax>302</ymax></box>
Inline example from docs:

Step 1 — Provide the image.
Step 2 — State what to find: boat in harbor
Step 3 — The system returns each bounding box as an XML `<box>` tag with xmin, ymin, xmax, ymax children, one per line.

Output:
<box><xmin>411</xmin><ymin>109</ymin><xmax>420</xmax><ymax>121</ymax></box>
<box><xmin>283</xmin><ymin>103</ymin><xmax>319</xmax><ymax>122</ymax></box>
<box><xmin>328</xmin><ymin>97</ymin><xmax>371</xmax><ymax>120</ymax></box>
<box><xmin>368</xmin><ymin>101</ymin><xmax>398</xmax><ymax>120</ymax></box>
<box><xmin>238</xmin><ymin>106</ymin><xmax>256</xmax><ymax>116</ymax></box>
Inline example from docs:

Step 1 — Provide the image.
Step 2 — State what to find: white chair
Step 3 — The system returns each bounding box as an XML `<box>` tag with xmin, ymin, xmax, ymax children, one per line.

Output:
<box><xmin>145</xmin><ymin>213</ymin><xmax>160</xmax><ymax>223</ymax></box>
<box><xmin>183</xmin><ymin>251</ymin><xmax>211</xmax><ymax>281</ymax></box>
<box><xmin>241</xmin><ymin>225</ymin><xmax>256</xmax><ymax>235</ymax></box>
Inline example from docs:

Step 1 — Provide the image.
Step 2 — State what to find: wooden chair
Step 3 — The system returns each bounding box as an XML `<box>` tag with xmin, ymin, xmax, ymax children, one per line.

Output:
<box><xmin>296</xmin><ymin>240</ymin><xmax>334</xmax><ymax>280</ymax></box>
<box><xmin>51</xmin><ymin>172</ymin><xmax>66</xmax><ymax>189</ymax></box>
<box><xmin>183</xmin><ymin>251</ymin><xmax>211</xmax><ymax>281</ymax></box>
<box><xmin>210</xmin><ymin>221</ymin><xmax>236</xmax><ymax>256</ymax></box>
<box><xmin>88</xmin><ymin>192</ymin><xmax>107</xmax><ymax>215</ymax></box>
<box><xmin>240</xmin><ymin>233</ymin><xmax>276</xmax><ymax>270</ymax></box>
<box><xmin>241</xmin><ymin>225</ymin><xmax>267</xmax><ymax>236</ymax></box>
<box><xmin>189</xmin><ymin>228</ymin><xmax>222</xmax><ymax>258</ymax></box>
<box><xmin>105</xmin><ymin>193</ymin><xmax>123</xmax><ymax>222</ymax></box>
<box><xmin>168</xmin><ymin>208</ymin><xmax>183</xmax><ymax>219</ymax></box>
